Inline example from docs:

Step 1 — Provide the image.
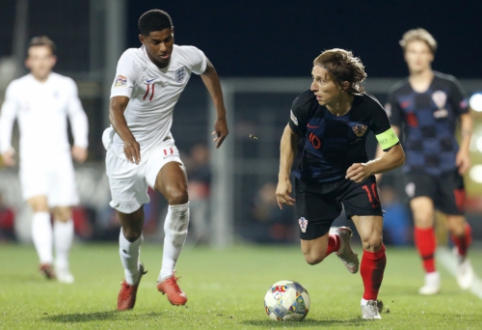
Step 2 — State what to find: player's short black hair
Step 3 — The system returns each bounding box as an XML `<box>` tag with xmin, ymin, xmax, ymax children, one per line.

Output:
<box><xmin>28</xmin><ymin>36</ymin><xmax>56</xmax><ymax>55</ymax></box>
<box><xmin>138</xmin><ymin>9</ymin><xmax>173</xmax><ymax>36</ymax></box>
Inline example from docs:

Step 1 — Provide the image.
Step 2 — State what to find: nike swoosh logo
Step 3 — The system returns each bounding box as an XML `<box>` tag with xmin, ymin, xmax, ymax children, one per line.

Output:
<box><xmin>146</xmin><ymin>78</ymin><xmax>155</xmax><ymax>84</ymax></box>
<box><xmin>307</xmin><ymin>124</ymin><xmax>319</xmax><ymax>129</ymax></box>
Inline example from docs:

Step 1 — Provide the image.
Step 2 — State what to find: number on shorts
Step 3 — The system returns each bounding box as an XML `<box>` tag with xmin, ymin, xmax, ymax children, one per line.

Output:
<box><xmin>362</xmin><ymin>183</ymin><xmax>380</xmax><ymax>208</ymax></box>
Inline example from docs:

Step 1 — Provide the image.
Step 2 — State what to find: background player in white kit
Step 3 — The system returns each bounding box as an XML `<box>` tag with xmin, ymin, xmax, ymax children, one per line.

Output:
<box><xmin>105</xmin><ymin>9</ymin><xmax>228</xmax><ymax>310</ymax></box>
<box><xmin>0</xmin><ymin>36</ymin><xmax>89</xmax><ymax>283</ymax></box>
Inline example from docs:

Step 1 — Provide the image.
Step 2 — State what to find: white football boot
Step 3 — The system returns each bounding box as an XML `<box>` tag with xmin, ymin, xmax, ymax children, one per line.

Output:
<box><xmin>335</xmin><ymin>227</ymin><xmax>359</xmax><ymax>274</ymax></box>
<box><xmin>418</xmin><ymin>271</ymin><xmax>440</xmax><ymax>295</ymax></box>
<box><xmin>453</xmin><ymin>248</ymin><xmax>475</xmax><ymax>290</ymax></box>
<box><xmin>361</xmin><ymin>299</ymin><xmax>382</xmax><ymax>320</ymax></box>
<box><xmin>56</xmin><ymin>268</ymin><xmax>75</xmax><ymax>284</ymax></box>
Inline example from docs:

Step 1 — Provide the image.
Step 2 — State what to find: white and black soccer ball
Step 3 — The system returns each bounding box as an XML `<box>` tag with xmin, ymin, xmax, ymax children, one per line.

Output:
<box><xmin>264</xmin><ymin>280</ymin><xmax>310</xmax><ymax>321</ymax></box>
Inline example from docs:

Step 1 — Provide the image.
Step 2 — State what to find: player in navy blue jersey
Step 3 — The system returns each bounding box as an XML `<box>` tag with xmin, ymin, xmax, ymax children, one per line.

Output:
<box><xmin>380</xmin><ymin>28</ymin><xmax>474</xmax><ymax>295</ymax></box>
<box><xmin>276</xmin><ymin>49</ymin><xmax>405</xmax><ymax>319</ymax></box>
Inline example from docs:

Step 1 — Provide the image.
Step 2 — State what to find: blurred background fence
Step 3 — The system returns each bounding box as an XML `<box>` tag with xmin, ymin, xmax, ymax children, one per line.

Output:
<box><xmin>1</xmin><ymin>0</ymin><xmax>482</xmax><ymax>248</ymax></box>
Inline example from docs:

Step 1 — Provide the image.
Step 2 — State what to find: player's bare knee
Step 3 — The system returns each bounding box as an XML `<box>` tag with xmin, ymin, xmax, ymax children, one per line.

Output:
<box><xmin>303</xmin><ymin>252</ymin><xmax>325</xmax><ymax>265</ymax></box>
<box><xmin>166</xmin><ymin>186</ymin><xmax>189</xmax><ymax>205</ymax></box>
<box><xmin>361</xmin><ymin>236</ymin><xmax>382</xmax><ymax>252</ymax></box>
<box><xmin>122</xmin><ymin>227</ymin><xmax>142</xmax><ymax>242</ymax></box>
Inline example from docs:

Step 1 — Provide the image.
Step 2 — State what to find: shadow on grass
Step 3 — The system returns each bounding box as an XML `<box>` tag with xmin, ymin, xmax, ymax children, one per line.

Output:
<box><xmin>243</xmin><ymin>318</ymin><xmax>363</xmax><ymax>327</ymax></box>
<box><xmin>44</xmin><ymin>310</ymin><xmax>161</xmax><ymax>323</ymax></box>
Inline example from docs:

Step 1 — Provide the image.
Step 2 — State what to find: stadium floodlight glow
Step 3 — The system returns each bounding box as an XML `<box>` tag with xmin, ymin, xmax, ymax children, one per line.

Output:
<box><xmin>469</xmin><ymin>93</ymin><xmax>482</xmax><ymax>112</ymax></box>
<box><xmin>469</xmin><ymin>165</ymin><xmax>482</xmax><ymax>183</ymax></box>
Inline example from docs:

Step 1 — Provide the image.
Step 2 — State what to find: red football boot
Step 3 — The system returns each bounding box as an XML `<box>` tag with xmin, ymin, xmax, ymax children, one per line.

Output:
<box><xmin>39</xmin><ymin>263</ymin><xmax>56</xmax><ymax>280</ymax></box>
<box><xmin>117</xmin><ymin>264</ymin><xmax>146</xmax><ymax>311</ymax></box>
<box><xmin>157</xmin><ymin>273</ymin><xmax>187</xmax><ymax>306</ymax></box>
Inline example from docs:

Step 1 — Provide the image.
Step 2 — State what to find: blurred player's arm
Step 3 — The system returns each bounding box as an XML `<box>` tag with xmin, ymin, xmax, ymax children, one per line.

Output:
<box><xmin>347</xmin><ymin>127</ymin><xmax>405</xmax><ymax>183</ymax></box>
<box><xmin>109</xmin><ymin>96</ymin><xmax>140</xmax><ymax>165</ymax></box>
<box><xmin>67</xmin><ymin>80</ymin><xmax>89</xmax><ymax>163</ymax></box>
<box><xmin>276</xmin><ymin>124</ymin><xmax>299</xmax><ymax>209</ymax></box>
<box><xmin>456</xmin><ymin>113</ymin><xmax>472</xmax><ymax>174</ymax></box>
<box><xmin>201</xmin><ymin>59</ymin><xmax>228</xmax><ymax>148</ymax></box>
<box><xmin>0</xmin><ymin>85</ymin><xmax>19</xmax><ymax>166</ymax></box>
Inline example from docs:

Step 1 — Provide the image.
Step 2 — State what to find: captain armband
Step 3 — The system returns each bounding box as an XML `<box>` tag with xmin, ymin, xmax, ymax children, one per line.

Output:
<box><xmin>376</xmin><ymin>128</ymin><xmax>399</xmax><ymax>151</ymax></box>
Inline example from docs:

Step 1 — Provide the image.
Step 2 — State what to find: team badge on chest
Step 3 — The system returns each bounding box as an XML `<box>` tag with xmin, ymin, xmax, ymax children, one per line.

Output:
<box><xmin>432</xmin><ymin>90</ymin><xmax>447</xmax><ymax>109</ymax></box>
<box><xmin>352</xmin><ymin>124</ymin><xmax>367</xmax><ymax>137</ymax></box>
<box><xmin>175</xmin><ymin>67</ymin><xmax>186</xmax><ymax>83</ymax></box>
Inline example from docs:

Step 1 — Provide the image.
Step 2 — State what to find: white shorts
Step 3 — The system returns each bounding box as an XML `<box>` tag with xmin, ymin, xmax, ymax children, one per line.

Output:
<box><xmin>106</xmin><ymin>139</ymin><xmax>182</xmax><ymax>213</ymax></box>
<box><xmin>19</xmin><ymin>153</ymin><xmax>79</xmax><ymax>207</ymax></box>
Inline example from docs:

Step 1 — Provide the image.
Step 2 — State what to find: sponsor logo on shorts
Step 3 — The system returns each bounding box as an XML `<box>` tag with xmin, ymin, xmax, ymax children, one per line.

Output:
<box><xmin>352</xmin><ymin>124</ymin><xmax>367</xmax><ymax>137</ymax></box>
<box><xmin>299</xmin><ymin>217</ymin><xmax>308</xmax><ymax>233</ymax></box>
<box><xmin>114</xmin><ymin>75</ymin><xmax>127</xmax><ymax>87</ymax></box>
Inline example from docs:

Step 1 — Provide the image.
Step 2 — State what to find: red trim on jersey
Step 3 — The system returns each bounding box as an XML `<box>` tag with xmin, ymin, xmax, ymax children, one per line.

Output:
<box><xmin>170</xmin><ymin>147</ymin><xmax>173</xmax><ymax>154</ymax></box>
<box><xmin>143</xmin><ymin>84</ymin><xmax>150</xmax><ymax>101</ymax></box>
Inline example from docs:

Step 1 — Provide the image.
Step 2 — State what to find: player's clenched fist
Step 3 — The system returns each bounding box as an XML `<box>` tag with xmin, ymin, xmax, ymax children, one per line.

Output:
<box><xmin>276</xmin><ymin>178</ymin><xmax>296</xmax><ymax>209</ymax></box>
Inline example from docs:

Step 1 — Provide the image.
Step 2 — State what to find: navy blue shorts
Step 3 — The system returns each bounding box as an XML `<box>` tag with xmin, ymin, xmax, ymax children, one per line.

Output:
<box><xmin>295</xmin><ymin>175</ymin><xmax>383</xmax><ymax>240</ymax></box>
<box><xmin>405</xmin><ymin>169</ymin><xmax>465</xmax><ymax>215</ymax></box>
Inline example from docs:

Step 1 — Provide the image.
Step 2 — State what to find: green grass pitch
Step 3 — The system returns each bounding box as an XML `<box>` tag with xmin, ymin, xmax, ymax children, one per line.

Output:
<box><xmin>1</xmin><ymin>243</ymin><xmax>482</xmax><ymax>329</ymax></box>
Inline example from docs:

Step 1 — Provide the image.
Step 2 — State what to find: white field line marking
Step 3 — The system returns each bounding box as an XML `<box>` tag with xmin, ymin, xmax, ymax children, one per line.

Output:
<box><xmin>436</xmin><ymin>247</ymin><xmax>482</xmax><ymax>299</ymax></box>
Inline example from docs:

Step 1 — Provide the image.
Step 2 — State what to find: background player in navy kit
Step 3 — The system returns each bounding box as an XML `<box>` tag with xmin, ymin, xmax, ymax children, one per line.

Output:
<box><xmin>381</xmin><ymin>28</ymin><xmax>474</xmax><ymax>295</ymax></box>
<box><xmin>276</xmin><ymin>49</ymin><xmax>405</xmax><ymax>319</ymax></box>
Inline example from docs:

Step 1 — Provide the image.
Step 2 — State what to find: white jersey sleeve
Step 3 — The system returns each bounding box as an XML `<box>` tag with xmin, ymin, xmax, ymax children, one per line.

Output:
<box><xmin>110</xmin><ymin>49</ymin><xmax>142</xmax><ymax>99</ymax></box>
<box><xmin>182</xmin><ymin>46</ymin><xmax>208</xmax><ymax>75</ymax></box>
<box><xmin>66</xmin><ymin>79</ymin><xmax>89</xmax><ymax>148</ymax></box>
<box><xmin>0</xmin><ymin>82</ymin><xmax>19</xmax><ymax>153</ymax></box>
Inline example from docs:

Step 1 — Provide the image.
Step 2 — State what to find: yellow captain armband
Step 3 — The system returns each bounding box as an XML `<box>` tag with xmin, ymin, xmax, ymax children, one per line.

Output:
<box><xmin>376</xmin><ymin>128</ymin><xmax>399</xmax><ymax>150</ymax></box>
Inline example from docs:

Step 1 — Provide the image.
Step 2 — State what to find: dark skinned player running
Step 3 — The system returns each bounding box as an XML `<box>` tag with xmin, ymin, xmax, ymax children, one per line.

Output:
<box><xmin>103</xmin><ymin>9</ymin><xmax>228</xmax><ymax>310</ymax></box>
<box><xmin>276</xmin><ymin>49</ymin><xmax>405</xmax><ymax>319</ymax></box>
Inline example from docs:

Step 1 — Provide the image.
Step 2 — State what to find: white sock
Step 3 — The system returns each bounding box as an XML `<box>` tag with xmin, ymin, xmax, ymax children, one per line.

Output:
<box><xmin>53</xmin><ymin>219</ymin><xmax>74</xmax><ymax>270</ymax></box>
<box><xmin>31</xmin><ymin>212</ymin><xmax>53</xmax><ymax>264</ymax></box>
<box><xmin>159</xmin><ymin>203</ymin><xmax>189</xmax><ymax>282</ymax></box>
<box><xmin>361</xmin><ymin>298</ymin><xmax>369</xmax><ymax>306</ymax></box>
<box><xmin>119</xmin><ymin>229</ymin><xmax>143</xmax><ymax>285</ymax></box>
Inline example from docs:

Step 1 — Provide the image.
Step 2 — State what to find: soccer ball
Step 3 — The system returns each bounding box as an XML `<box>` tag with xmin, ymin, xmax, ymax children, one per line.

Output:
<box><xmin>264</xmin><ymin>280</ymin><xmax>310</xmax><ymax>321</ymax></box>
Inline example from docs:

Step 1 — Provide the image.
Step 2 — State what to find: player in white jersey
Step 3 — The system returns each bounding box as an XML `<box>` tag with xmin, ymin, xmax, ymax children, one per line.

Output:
<box><xmin>0</xmin><ymin>36</ymin><xmax>89</xmax><ymax>283</ymax></box>
<box><xmin>105</xmin><ymin>9</ymin><xmax>228</xmax><ymax>310</ymax></box>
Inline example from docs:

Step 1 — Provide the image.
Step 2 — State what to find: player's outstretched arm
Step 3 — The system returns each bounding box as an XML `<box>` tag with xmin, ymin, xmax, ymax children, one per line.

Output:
<box><xmin>347</xmin><ymin>143</ymin><xmax>405</xmax><ymax>183</ymax></box>
<box><xmin>109</xmin><ymin>96</ymin><xmax>140</xmax><ymax>164</ymax></box>
<box><xmin>456</xmin><ymin>113</ymin><xmax>472</xmax><ymax>175</ymax></box>
<box><xmin>200</xmin><ymin>59</ymin><xmax>228</xmax><ymax>148</ymax></box>
<box><xmin>276</xmin><ymin>124</ymin><xmax>299</xmax><ymax>209</ymax></box>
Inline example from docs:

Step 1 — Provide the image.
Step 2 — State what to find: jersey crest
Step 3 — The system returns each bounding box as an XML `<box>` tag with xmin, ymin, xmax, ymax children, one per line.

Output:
<box><xmin>352</xmin><ymin>124</ymin><xmax>367</xmax><ymax>137</ymax></box>
<box><xmin>176</xmin><ymin>67</ymin><xmax>186</xmax><ymax>83</ymax></box>
<box><xmin>432</xmin><ymin>90</ymin><xmax>447</xmax><ymax>109</ymax></box>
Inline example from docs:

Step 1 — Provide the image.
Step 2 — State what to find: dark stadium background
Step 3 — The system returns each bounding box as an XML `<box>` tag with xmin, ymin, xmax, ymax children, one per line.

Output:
<box><xmin>0</xmin><ymin>0</ymin><xmax>481</xmax><ymax>246</ymax></box>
